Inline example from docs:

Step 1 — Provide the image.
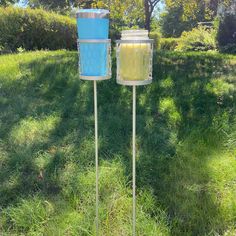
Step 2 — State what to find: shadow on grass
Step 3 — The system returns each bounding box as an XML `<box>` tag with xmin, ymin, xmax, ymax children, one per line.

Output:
<box><xmin>136</xmin><ymin>51</ymin><xmax>236</xmax><ymax>235</ymax></box>
<box><xmin>0</xmin><ymin>50</ymin><xmax>235</xmax><ymax>235</ymax></box>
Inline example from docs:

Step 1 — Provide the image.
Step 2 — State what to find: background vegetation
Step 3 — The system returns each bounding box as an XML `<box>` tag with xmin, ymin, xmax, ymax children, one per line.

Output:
<box><xmin>0</xmin><ymin>0</ymin><xmax>235</xmax><ymax>54</ymax></box>
<box><xmin>217</xmin><ymin>13</ymin><xmax>236</xmax><ymax>53</ymax></box>
<box><xmin>0</xmin><ymin>7</ymin><xmax>77</xmax><ymax>52</ymax></box>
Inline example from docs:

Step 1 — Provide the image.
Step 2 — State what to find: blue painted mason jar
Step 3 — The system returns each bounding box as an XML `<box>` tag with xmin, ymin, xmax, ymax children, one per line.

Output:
<box><xmin>76</xmin><ymin>9</ymin><xmax>110</xmax><ymax>77</ymax></box>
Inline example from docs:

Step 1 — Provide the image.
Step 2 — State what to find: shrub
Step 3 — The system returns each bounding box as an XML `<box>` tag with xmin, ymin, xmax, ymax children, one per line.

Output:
<box><xmin>176</xmin><ymin>25</ymin><xmax>217</xmax><ymax>52</ymax></box>
<box><xmin>0</xmin><ymin>7</ymin><xmax>77</xmax><ymax>52</ymax></box>
<box><xmin>149</xmin><ymin>31</ymin><xmax>161</xmax><ymax>49</ymax></box>
<box><xmin>217</xmin><ymin>14</ymin><xmax>236</xmax><ymax>54</ymax></box>
<box><xmin>160</xmin><ymin>38</ymin><xmax>180</xmax><ymax>50</ymax></box>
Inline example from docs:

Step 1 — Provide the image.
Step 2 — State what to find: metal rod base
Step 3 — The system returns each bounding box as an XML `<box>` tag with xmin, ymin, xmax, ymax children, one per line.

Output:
<box><xmin>94</xmin><ymin>80</ymin><xmax>99</xmax><ymax>236</ymax></box>
<box><xmin>132</xmin><ymin>85</ymin><xmax>136</xmax><ymax>236</ymax></box>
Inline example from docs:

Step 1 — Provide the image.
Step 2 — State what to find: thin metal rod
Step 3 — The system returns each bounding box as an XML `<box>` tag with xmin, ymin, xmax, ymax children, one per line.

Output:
<box><xmin>94</xmin><ymin>80</ymin><xmax>99</xmax><ymax>236</ymax></box>
<box><xmin>132</xmin><ymin>85</ymin><xmax>136</xmax><ymax>236</ymax></box>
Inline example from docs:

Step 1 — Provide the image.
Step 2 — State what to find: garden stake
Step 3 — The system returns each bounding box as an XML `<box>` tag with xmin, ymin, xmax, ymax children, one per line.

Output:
<box><xmin>94</xmin><ymin>80</ymin><xmax>99</xmax><ymax>234</ymax></box>
<box><xmin>132</xmin><ymin>85</ymin><xmax>136</xmax><ymax>236</ymax></box>
<box><xmin>116</xmin><ymin>30</ymin><xmax>153</xmax><ymax>236</ymax></box>
<box><xmin>76</xmin><ymin>9</ymin><xmax>111</xmax><ymax>236</ymax></box>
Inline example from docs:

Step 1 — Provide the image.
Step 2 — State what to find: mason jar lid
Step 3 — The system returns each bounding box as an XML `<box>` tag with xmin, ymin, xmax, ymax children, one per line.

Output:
<box><xmin>76</xmin><ymin>9</ymin><xmax>109</xmax><ymax>19</ymax></box>
<box><xmin>121</xmin><ymin>30</ymin><xmax>149</xmax><ymax>40</ymax></box>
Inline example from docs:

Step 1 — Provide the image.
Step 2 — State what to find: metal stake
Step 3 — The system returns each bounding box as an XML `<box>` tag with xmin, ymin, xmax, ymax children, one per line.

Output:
<box><xmin>132</xmin><ymin>85</ymin><xmax>136</xmax><ymax>236</ymax></box>
<box><xmin>94</xmin><ymin>80</ymin><xmax>99</xmax><ymax>236</ymax></box>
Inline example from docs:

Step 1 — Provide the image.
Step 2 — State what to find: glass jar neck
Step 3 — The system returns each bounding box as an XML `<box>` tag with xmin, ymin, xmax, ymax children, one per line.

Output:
<box><xmin>121</xmin><ymin>30</ymin><xmax>149</xmax><ymax>40</ymax></box>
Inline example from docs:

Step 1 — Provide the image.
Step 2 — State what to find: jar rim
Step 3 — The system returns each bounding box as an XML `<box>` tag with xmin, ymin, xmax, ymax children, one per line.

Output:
<box><xmin>121</xmin><ymin>30</ymin><xmax>149</xmax><ymax>40</ymax></box>
<box><xmin>76</xmin><ymin>9</ymin><xmax>109</xmax><ymax>19</ymax></box>
<box><xmin>121</xmin><ymin>29</ymin><xmax>148</xmax><ymax>34</ymax></box>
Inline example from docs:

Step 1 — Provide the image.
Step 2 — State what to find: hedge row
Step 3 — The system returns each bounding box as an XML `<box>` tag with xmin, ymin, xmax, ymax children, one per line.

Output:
<box><xmin>149</xmin><ymin>33</ymin><xmax>180</xmax><ymax>51</ymax></box>
<box><xmin>149</xmin><ymin>32</ymin><xmax>161</xmax><ymax>49</ymax></box>
<box><xmin>0</xmin><ymin>7</ymin><xmax>77</xmax><ymax>52</ymax></box>
<box><xmin>2</xmin><ymin>7</ymin><xmax>233</xmax><ymax>54</ymax></box>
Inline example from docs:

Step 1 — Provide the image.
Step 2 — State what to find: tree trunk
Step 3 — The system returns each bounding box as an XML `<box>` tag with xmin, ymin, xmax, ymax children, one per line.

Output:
<box><xmin>144</xmin><ymin>0</ymin><xmax>150</xmax><ymax>31</ymax></box>
<box><xmin>144</xmin><ymin>0</ymin><xmax>155</xmax><ymax>31</ymax></box>
<box><xmin>145</xmin><ymin>13</ymin><xmax>151</xmax><ymax>31</ymax></box>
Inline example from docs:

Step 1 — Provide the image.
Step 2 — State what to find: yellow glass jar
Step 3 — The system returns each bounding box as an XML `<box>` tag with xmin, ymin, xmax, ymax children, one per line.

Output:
<box><xmin>116</xmin><ymin>30</ymin><xmax>153</xmax><ymax>85</ymax></box>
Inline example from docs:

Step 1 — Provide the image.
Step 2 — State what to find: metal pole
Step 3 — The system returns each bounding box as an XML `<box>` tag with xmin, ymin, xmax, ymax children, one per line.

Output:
<box><xmin>132</xmin><ymin>85</ymin><xmax>136</xmax><ymax>236</ymax></box>
<box><xmin>94</xmin><ymin>80</ymin><xmax>99</xmax><ymax>236</ymax></box>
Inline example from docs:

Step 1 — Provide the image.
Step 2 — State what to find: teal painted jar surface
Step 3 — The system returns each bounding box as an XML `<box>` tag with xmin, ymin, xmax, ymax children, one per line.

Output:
<box><xmin>76</xmin><ymin>9</ymin><xmax>109</xmax><ymax>77</ymax></box>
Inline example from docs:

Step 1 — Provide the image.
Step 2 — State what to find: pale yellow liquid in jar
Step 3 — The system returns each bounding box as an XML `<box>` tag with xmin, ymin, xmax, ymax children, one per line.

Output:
<box><xmin>119</xmin><ymin>43</ymin><xmax>151</xmax><ymax>81</ymax></box>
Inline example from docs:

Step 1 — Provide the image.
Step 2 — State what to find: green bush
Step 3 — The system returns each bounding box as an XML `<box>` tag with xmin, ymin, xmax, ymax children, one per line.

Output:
<box><xmin>176</xmin><ymin>25</ymin><xmax>216</xmax><ymax>52</ymax></box>
<box><xmin>149</xmin><ymin>31</ymin><xmax>161</xmax><ymax>49</ymax></box>
<box><xmin>217</xmin><ymin>14</ymin><xmax>236</xmax><ymax>54</ymax></box>
<box><xmin>160</xmin><ymin>38</ymin><xmax>180</xmax><ymax>50</ymax></box>
<box><xmin>0</xmin><ymin>7</ymin><xmax>77</xmax><ymax>52</ymax></box>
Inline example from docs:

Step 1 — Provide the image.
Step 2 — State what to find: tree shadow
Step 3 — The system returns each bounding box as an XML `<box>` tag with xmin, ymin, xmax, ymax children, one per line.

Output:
<box><xmin>0</xmin><ymin>52</ymin><xmax>131</xmax><ymax>206</ymax></box>
<box><xmin>0</xmin><ymin>52</ymin><xmax>87</xmax><ymax>204</ymax></box>
<box><xmin>135</xmin><ymin>51</ymin><xmax>236</xmax><ymax>235</ymax></box>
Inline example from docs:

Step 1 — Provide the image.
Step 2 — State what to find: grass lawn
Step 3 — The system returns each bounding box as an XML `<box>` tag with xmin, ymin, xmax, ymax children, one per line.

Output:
<box><xmin>0</xmin><ymin>50</ymin><xmax>236</xmax><ymax>235</ymax></box>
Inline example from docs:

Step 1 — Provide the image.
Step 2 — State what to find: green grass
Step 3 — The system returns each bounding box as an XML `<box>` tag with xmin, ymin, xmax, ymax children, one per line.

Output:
<box><xmin>0</xmin><ymin>50</ymin><xmax>236</xmax><ymax>235</ymax></box>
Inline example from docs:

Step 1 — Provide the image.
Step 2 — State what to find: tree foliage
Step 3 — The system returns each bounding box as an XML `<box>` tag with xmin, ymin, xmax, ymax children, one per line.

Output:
<box><xmin>160</xmin><ymin>0</ymin><xmax>225</xmax><ymax>37</ymax></box>
<box><xmin>165</xmin><ymin>0</ymin><xmax>234</xmax><ymax>21</ymax></box>
<box><xmin>93</xmin><ymin>0</ymin><xmax>161</xmax><ymax>31</ymax></box>
<box><xmin>21</xmin><ymin>0</ymin><xmax>94</xmax><ymax>12</ymax></box>
<box><xmin>160</xmin><ymin>6</ymin><xmax>196</xmax><ymax>37</ymax></box>
<box><xmin>217</xmin><ymin>1</ymin><xmax>236</xmax><ymax>53</ymax></box>
<box><xmin>92</xmin><ymin>0</ymin><xmax>144</xmax><ymax>39</ymax></box>
<box><xmin>0</xmin><ymin>0</ymin><xmax>17</xmax><ymax>6</ymax></box>
<box><xmin>21</xmin><ymin>0</ymin><xmax>157</xmax><ymax>32</ymax></box>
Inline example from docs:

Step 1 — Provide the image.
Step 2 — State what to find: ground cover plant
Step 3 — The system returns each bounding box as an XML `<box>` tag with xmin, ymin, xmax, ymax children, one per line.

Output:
<box><xmin>0</xmin><ymin>50</ymin><xmax>236</xmax><ymax>235</ymax></box>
